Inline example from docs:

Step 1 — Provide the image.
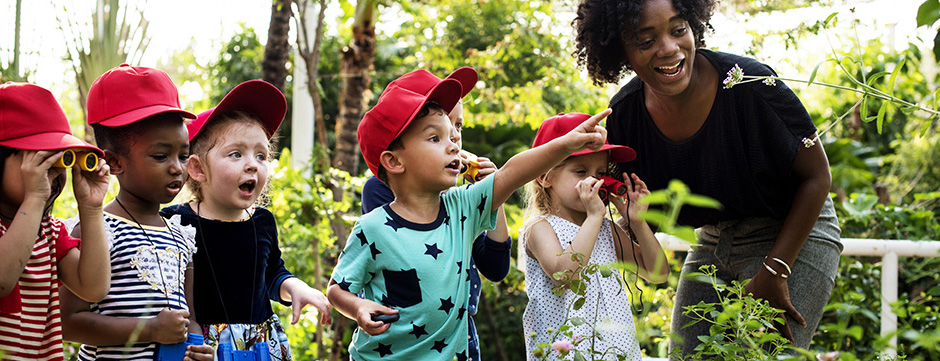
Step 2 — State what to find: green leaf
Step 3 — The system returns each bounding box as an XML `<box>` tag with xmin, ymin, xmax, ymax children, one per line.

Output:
<box><xmin>917</xmin><ymin>0</ymin><xmax>940</xmax><ymax>27</ymax></box>
<box><xmin>933</xmin><ymin>31</ymin><xmax>940</xmax><ymax>61</ymax></box>
<box><xmin>887</xmin><ymin>57</ymin><xmax>907</xmax><ymax>97</ymax></box>
<box><xmin>683</xmin><ymin>194</ymin><xmax>722</xmax><ymax>209</ymax></box>
<box><xmin>824</xmin><ymin>12</ymin><xmax>839</xmax><ymax>27</ymax></box>
<box><xmin>573</xmin><ymin>297</ymin><xmax>586</xmax><ymax>310</ymax></box>
<box><xmin>865</xmin><ymin>71</ymin><xmax>889</xmax><ymax>87</ymax></box>
<box><xmin>573</xmin><ymin>351</ymin><xmax>586</xmax><ymax>361</ymax></box>
<box><xmin>876</xmin><ymin>101</ymin><xmax>888</xmax><ymax>134</ymax></box>
<box><xmin>570</xmin><ymin>317</ymin><xmax>586</xmax><ymax>326</ymax></box>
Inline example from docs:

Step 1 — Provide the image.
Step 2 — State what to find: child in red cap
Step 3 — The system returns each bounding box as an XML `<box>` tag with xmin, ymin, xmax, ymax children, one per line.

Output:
<box><xmin>520</xmin><ymin>112</ymin><xmax>669</xmax><ymax>360</ymax></box>
<box><xmin>0</xmin><ymin>82</ymin><xmax>111</xmax><ymax>360</ymax></box>
<box><xmin>161</xmin><ymin>80</ymin><xmax>332</xmax><ymax>361</ymax></box>
<box><xmin>359</xmin><ymin>67</ymin><xmax>512</xmax><ymax>361</ymax></box>
<box><xmin>59</xmin><ymin>64</ymin><xmax>214</xmax><ymax>361</ymax></box>
<box><xmin>327</xmin><ymin>70</ymin><xmax>610</xmax><ymax>360</ymax></box>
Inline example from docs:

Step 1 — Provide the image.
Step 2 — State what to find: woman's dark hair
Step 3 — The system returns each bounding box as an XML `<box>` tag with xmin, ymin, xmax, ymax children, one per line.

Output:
<box><xmin>573</xmin><ymin>0</ymin><xmax>718</xmax><ymax>85</ymax></box>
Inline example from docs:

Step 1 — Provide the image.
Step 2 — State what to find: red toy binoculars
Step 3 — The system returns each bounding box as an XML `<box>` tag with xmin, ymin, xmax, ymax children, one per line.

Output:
<box><xmin>597</xmin><ymin>176</ymin><xmax>628</xmax><ymax>202</ymax></box>
<box><xmin>53</xmin><ymin>149</ymin><xmax>99</xmax><ymax>172</ymax></box>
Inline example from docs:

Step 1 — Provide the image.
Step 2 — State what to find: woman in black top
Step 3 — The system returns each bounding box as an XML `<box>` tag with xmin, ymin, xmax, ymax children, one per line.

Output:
<box><xmin>572</xmin><ymin>0</ymin><xmax>842</xmax><ymax>356</ymax></box>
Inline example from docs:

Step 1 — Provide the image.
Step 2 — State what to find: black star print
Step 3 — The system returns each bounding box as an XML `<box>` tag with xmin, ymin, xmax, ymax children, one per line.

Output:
<box><xmin>384</xmin><ymin>216</ymin><xmax>402</xmax><ymax>231</ymax></box>
<box><xmin>477</xmin><ymin>194</ymin><xmax>488</xmax><ymax>216</ymax></box>
<box><xmin>443</xmin><ymin>215</ymin><xmax>451</xmax><ymax>224</ymax></box>
<box><xmin>456</xmin><ymin>261</ymin><xmax>462</xmax><ymax>274</ymax></box>
<box><xmin>466</xmin><ymin>267</ymin><xmax>472</xmax><ymax>281</ymax></box>
<box><xmin>374</xmin><ymin>343</ymin><xmax>393</xmax><ymax>357</ymax></box>
<box><xmin>357</xmin><ymin>231</ymin><xmax>369</xmax><ymax>246</ymax></box>
<box><xmin>381</xmin><ymin>294</ymin><xmax>392</xmax><ymax>305</ymax></box>
<box><xmin>336</xmin><ymin>278</ymin><xmax>351</xmax><ymax>291</ymax></box>
<box><xmin>460</xmin><ymin>215</ymin><xmax>467</xmax><ymax>224</ymax></box>
<box><xmin>424</xmin><ymin>243</ymin><xmax>443</xmax><ymax>259</ymax></box>
<box><xmin>457</xmin><ymin>306</ymin><xmax>467</xmax><ymax>320</ymax></box>
<box><xmin>409</xmin><ymin>323</ymin><xmax>428</xmax><ymax>339</ymax></box>
<box><xmin>430</xmin><ymin>339</ymin><xmax>448</xmax><ymax>353</ymax></box>
<box><xmin>438</xmin><ymin>297</ymin><xmax>454</xmax><ymax>314</ymax></box>
<box><xmin>367</xmin><ymin>272</ymin><xmax>376</xmax><ymax>280</ymax></box>
<box><xmin>370</xmin><ymin>243</ymin><xmax>382</xmax><ymax>260</ymax></box>
<box><xmin>456</xmin><ymin>351</ymin><xmax>468</xmax><ymax>361</ymax></box>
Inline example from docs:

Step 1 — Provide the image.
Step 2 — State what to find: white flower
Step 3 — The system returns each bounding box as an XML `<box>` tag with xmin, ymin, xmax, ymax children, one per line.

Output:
<box><xmin>723</xmin><ymin>64</ymin><xmax>744</xmax><ymax>89</ymax></box>
<box><xmin>762</xmin><ymin>77</ymin><xmax>776</xmax><ymax>86</ymax></box>
<box><xmin>802</xmin><ymin>137</ymin><xmax>816</xmax><ymax>148</ymax></box>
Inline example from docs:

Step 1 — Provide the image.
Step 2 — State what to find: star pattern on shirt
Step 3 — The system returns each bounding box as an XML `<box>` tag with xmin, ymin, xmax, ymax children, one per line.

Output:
<box><xmin>357</xmin><ymin>230</ymin><xmax>369</xmax><ymax>246</ymax></box>
<box><xmin>384</xmin><ymin>216</ymin><xmax>402</xmax><ymax>231</ymax></box>
<box><xmin>424</xmin><ymin>243</ymin><xmax>443</xmax><ymax>259</ymax></box>
<box><xmin>370</xmin><ymin>243</ymin><xmax>382</xmax><ymax>260</ymax></box>
<box><xmin>409</xmin><ymin>323</ymin><xmax>428</xmax><ymax>339</ymax></box>
<box><xmin>430</xmin><ymin>339</ymin><xmax>448</xmax><ymax>353</ymax></box>
<box><xmin>466</xmin><ymin>267</ymin><xmax>472</xmax><ymax>282</ymax></box>
<box><xmin>460</xmin><ymin>215</ymin><xmax>467</xmax><ymax>224</ymax></box>
<box><xmin>457</xmin><ymin>305</ymin><xmax>467</xmax><ymax>320</ymax></box>
<box><xmin>443</xmin><ymin>215</ymin><xmax>451</xmax><ymax>224</ymax></box>
<box><xmin>456</xmin><ymin>351</ymin><xmax>468</xmax><ymax>361</ymax></box>
<box><xmin>438</xmin><ymin>297</ymin><xmax>454</xmax><ymax>314</ymax></box>
<box><xmin>476</xmin><ymin>194</ymin><xmax>487</xmax><ymax>216</ymax></box>
<box><xmin>373</xmin><ymin>342</ymin><xmax>393</xmax><ymax>357</ymax></box>
<box><xmin>336</xmin><ymin>278</ymin><xmax>351</xmax><ymax>291</ymax></box>
<box><xmin>456</xmin><ymin>261</ymin><xmax>462</xmax><ymax>274</ymax></box>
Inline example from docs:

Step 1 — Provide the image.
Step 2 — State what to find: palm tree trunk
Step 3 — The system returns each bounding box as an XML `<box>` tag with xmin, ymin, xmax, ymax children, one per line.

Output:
<box><xmin>331</xmin><ymin>0</ymin><xmax>377</xmax><ymax>174</ymax></box>
<box><xmin>263</xmin><ymin>0</ymin><xmax>293</xmax><ymax>143</ymax></box>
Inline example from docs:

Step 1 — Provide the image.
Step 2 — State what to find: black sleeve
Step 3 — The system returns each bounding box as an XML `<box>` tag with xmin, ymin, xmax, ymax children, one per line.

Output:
<box><xmin>471</xmin><ymin>232</ymin><xmax>512</xmax><ymax>282</ymax></box>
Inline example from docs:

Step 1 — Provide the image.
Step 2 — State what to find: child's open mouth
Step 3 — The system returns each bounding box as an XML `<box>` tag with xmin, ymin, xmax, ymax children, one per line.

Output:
<box><xmin>655</xmin><ymin>59</ymin><xmax>684</xmax><ymax>77</ymax></box>
<box><xmin>167</xmin><ymin>180</ymin><xmax>183</xmax><ymax>192</ymax></box>
<box><xmin>239</xmin><ymin>180</ymin><xmax>256</xmax><ymax>195</ymax></box>
<box><xmin>446</xmin><ymin>159</ymin><xmax>461</xmax><ymax>173</ymax></box>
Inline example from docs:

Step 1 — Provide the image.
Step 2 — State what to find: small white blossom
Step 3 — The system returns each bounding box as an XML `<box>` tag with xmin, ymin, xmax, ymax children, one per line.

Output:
<box><xmin>762</xmin><ymin>77</ymin><xmax>776</xmax><ymax>86</ymax></box>
<box><xmin>723</xmin><ymin>64</ymin><xmax>744</xmax><ymax>89</ymax></box>
<box><xmin>802</xmin><ymin>137</ymin><xmax>816</xmax><ymax>148</ymax></box>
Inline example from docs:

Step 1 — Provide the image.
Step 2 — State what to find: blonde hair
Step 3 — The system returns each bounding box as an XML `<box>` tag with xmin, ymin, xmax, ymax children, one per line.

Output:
<box><xmin>186</xmin><ymin>109</ymin><xmax>276</xmax><ymax>206</ymax></box>
<box><xmin>521</xmin><ymin>159</ymin><xmax>567</xmax><ymax>236</ymax></box>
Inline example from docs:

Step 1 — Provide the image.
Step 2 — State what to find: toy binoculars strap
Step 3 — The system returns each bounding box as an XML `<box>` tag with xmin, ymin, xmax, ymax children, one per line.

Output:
<box><xmin>53</xmin><ymin>149</ymin><xmax>99</xmax><ymax>171</ymax></box>
<box><xmin>459</xmin><ymin>150</ymin><xmax>482</xmax><ymax>183</ymax></box>
<box><xmin>597</xmin><ymin>176</ymin><xmax>628</xmax><ymax>202</ymax></box>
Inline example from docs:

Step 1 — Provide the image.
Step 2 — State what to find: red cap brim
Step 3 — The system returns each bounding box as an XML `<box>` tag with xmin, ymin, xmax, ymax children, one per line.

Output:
<box><xmin>571</xmin><ymin>143</ymin><xmax>636</xmax><ymax>163</ymax></box>
<box><xmin>94</xmin><ymin>105</ymin><xmax>196</xmax><ymax>127</ymax></box>
<box><xmin>188</xmin><ymin>80</ymin><xmax>286</xmax><ymax>141</ymax></box>
<box><xmin>0</xmin><ymin>132</ymin><xmax>103</xmax><ymax>156</ymax></box>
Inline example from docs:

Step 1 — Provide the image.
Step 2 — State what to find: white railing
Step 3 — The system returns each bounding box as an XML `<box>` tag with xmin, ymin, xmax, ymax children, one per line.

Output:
<box><xmin>648</xmin><ymin>234</ymin><xmax>940</xmax><ymax>360</ymax></box>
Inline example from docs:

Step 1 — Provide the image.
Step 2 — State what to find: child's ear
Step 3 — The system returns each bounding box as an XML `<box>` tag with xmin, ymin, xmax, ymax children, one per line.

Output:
<box><xmin>187</xmin><ymin>155</ymin><xmax>208</xmax><ymax>182</ymax></box>
<box><xmin>380</xmin><ymin>150</ymin><xmax>404</xmax><ymax>175</ymax></box>
<box><xmin>103</xmin><ymin>150</ymin><xmax>123</xmax><ymax>175</ymax></box>
<box><xmin>536</xmin><ymin>173</ymin><xmax>551</xmax><ymax>189</ymax></box>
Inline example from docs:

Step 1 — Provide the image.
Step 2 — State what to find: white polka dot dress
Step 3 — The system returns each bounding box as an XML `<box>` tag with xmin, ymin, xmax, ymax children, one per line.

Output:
<box><xmin>522</xmin><ymin>215</ymin><xmax>642</xmax><ymax>361</ymax></box>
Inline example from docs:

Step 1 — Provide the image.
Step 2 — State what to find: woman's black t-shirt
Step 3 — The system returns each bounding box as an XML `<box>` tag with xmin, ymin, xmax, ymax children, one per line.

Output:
<box><xmin>608</xmin><ymin>49</ymin><xmax>818</xmax><ymax>227</ymax></box>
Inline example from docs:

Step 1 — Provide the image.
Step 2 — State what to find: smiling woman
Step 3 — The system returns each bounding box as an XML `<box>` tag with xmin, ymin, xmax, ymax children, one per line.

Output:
<box><xmin>573</xmin><ymin>0</ymin><xmax>844</xmax><ymax>358</ymax></box>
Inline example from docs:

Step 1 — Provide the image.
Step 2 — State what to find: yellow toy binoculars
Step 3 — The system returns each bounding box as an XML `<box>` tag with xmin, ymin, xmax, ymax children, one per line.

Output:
<box><xmin>53</xmin><ymin>149</ymin><xmax>99</xmax><ymax>171</ymax></box>
<box><xmin>459</xmin><ymin>150</ymin><xmax>481</xmax><ymax>183</ymax></box>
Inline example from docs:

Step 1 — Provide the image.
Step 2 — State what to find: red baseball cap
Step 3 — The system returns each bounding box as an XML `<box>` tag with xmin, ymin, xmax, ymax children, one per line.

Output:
<box><xmin>0</xmin><ymin>82</ymin><xmax>102</xmax><ymax>155</ymax></box>
<box><xmin>188</xmin><ymin>80</ymin><xmax>286</xmax><ymax>142</ymax></box>
<box><xmin>86</xmin><ymin>64</ymin><xmax>196</xmax><ymax>127</ymax></box>
<box><xmin>358</xmin><ymin>71</ymin><xmax>463</xmax><ymax>176</ymax></box>
<box><xmin>532</xmin><ymin>112</ymin><xmax>636</xmax><ymax>162</ymax></box>
<box><xmin>377</xmin><ymin>67</ymin><xmax>478</xmax><ymax>101</ymax></box>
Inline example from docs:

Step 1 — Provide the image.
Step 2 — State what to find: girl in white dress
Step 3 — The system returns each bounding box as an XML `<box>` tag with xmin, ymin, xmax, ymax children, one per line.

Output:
<box><xmin>521</xmin><ymin>112</ymin><xmax>669</xmax><ymax>360</ymax></box>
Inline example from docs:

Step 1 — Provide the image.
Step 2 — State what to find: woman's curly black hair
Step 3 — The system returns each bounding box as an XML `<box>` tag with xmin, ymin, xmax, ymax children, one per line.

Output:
<box><xmin>573</xmin><ymin>0</ymin><xmax>718</xmax><ymax>85</ymax></box>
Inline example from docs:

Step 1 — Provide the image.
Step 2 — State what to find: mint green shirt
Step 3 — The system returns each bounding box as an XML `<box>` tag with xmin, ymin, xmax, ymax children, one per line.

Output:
<box><xmin>332</xmin><ymin>176</ymin><xmax>497</xmax><ymax>360</ymax></box>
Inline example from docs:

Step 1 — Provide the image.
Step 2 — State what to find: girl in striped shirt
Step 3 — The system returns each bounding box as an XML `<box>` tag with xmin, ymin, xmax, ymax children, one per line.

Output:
<box><xmin>0</xmin><ymin>83</ymin><xmax>112</xmax><ymax>361</ymax></box>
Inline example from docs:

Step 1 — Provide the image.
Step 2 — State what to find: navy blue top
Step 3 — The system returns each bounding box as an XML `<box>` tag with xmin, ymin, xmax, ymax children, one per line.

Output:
<box><xmin>608</xmin><ymin>49</ymin><xmax>818</xmax><ymax>228</ymax></box>
<box><xmin>161</xmin><ymin>204</ymin><xmax>293</xmax><ymax>324</ymax></box>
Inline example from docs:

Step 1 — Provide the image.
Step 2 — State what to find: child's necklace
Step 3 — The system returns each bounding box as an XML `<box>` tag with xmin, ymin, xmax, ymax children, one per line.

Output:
<box><xmin>115</xmin><ymin>197</ymin><xmax>185</xmax><ymax>307</ymax></box>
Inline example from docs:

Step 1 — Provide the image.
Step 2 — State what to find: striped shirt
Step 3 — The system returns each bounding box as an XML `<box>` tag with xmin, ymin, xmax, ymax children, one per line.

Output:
<box><xmin>77</xmin><ymin>213</ymin><xmax>196</xmax><ymax>361</ymax></box>
<box><xmin>0</xmin><ymin>217</ymin><xmax>80</xmax><ymax>361</ymax></box>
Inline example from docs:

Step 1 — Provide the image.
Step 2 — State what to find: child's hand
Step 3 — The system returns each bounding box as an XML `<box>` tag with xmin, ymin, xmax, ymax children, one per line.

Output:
<box><xmin>185</xmin><ymin>344</ymin><xmax>215</xmax><ymax>361</ymax></box>
<box><xmin>562</xmin><ymin>109</ymin><xmax>610</xmax><ymax>154</ymax></box>
<box><xmin>20</xmin><ymin>150</ymin><xmax>64</xmax><ymax>203</ymax></box>
<box><xmin>71</xmin><ymin>156</ymin><xmax>110</xmax><ymax>208</ymax></box>
<box><xmin>577</xmin><ymin>177</ymin><xmax>606</xmax><ymax>217</ymax></box>
<box><xmin>468</xmin><ymin>156</ymin><xmax>497</xmax><ymax>182</ymax></box>
<box><xmin>146</xmin><ymin>307</ymin><xmax>190</xmax><ymax>344</ymax></box>
<box><xmin>356</xmin><ymin>302</ymin><xmax>398</xmax><ymax>336</ymax></box>
<box><xmin>289</xmin><ymin>285</ymin><xmax>333</xmax><ymax>326</ymax></box>
<box><xmin>610</xmin><ymin>173</ymin><xmax>649</xmax><ymax>224</ymax></box>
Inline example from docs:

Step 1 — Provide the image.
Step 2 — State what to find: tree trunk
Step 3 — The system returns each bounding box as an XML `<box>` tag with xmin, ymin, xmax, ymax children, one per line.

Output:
<box><xmin>263</xmin><ymin>0</ymin><xmax>293</xmax><ymax>143</ymax></box>
<box><xmin>331</xmin><ymin>0</ymin><xmax>377</xmax><ymax>174</ymax></box>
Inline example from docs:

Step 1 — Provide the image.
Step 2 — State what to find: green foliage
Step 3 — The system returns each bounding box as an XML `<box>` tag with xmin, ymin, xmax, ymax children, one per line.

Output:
<box><xmin>268</xmin><ymin>147</ymin><xmax>361</xmax><ymax>360</ymax></box>
<box><xmin>208</xmin><ymin>23</ymin><xmax>265</xmax><ymax>103</ymax></box>
<box><xmin>672</xmin><ymin>265</ymin><xmax>803</xmax><ymax>361</ymax></box>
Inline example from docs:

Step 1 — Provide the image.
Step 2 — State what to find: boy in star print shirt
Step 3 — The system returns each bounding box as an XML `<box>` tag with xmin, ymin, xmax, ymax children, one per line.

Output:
<box><xmin>327</xmin><ymin>68</ymin><xmax>613</xmax><ymax>360</ymax></box>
